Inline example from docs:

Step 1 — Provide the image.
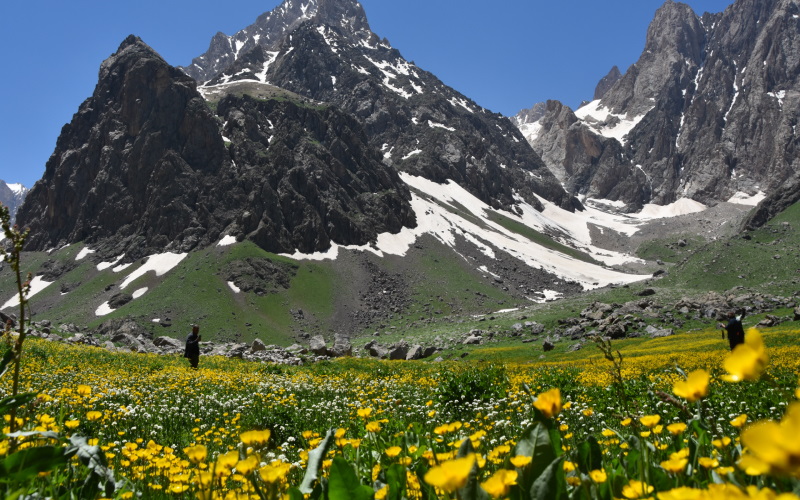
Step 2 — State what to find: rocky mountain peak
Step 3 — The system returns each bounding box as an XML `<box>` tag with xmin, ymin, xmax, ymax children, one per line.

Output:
<box><xmin>181</xmin><ymin>0</ymin><xmax>371</xmax><ymax>83</ymax></box>
<box><xmin>593</xmin><ymin>66</ymin><xmax>622</xmax><ymax>100</ymax></box>
<box><xmin>0</xmin><ymin>180</ymin><xmax>28</xmax><ymax>223</ymax></box>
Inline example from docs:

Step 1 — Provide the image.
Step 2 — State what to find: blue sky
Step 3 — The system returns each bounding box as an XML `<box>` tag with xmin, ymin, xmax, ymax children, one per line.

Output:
<box><xmin>0</xmin><ymin>0</ymin><xmax>733</xmax><ymax>189</ymax></box>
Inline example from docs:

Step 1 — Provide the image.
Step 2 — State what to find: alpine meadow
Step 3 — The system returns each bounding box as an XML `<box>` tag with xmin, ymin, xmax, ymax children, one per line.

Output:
<box><xmin>2</xmin><ymin>0</ymin><xmax>800</xmax><ymax>499</ymax></box>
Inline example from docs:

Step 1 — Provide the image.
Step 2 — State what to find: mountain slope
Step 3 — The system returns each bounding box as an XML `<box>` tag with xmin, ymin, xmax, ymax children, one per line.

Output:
<box><xmin>185</xmin><ymin>0</ymin><xmax>578</xmax><ymax>215</ymax></box>
<box><xmin>516</xmin><ymin>0</ymin><xmax>800</xmax><ymax>210</ymax></box>
<box><xmin>16</xmin><ymin>36</ymin><xmax>416</xmax><ymax>259</ymax></box>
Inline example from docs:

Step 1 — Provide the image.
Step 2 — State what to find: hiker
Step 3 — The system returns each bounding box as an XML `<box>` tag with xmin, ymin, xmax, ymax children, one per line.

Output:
<box><xmin>184</xmin><ymin>324</ymin><xmax>201</xmax><ymax>369</ymax></box>
<box><xmin>718</xmin><ymin>311</ymin><xmax>745</xmax><ymax>351</ymax></box>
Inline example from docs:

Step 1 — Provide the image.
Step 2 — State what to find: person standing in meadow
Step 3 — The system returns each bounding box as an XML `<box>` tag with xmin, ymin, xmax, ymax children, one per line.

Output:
<box><xmin>185</xmin><ymin>324</ymin><xmax>201</xmax><ymax>369</ymax></box>
<box><xmin>719</xmin><ymin>310</ymin><xmax>745</xmax><ymax>351</ymax></box>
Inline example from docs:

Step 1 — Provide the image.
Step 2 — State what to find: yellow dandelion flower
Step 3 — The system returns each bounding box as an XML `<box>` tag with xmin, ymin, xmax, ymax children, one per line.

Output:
<box><xmin>621</xmin><ymin>418</ymin><xmax>632</xmax><ymax>426</ymax></box>
<box><xmin>698</xmin><ymin>457</ymin><xmax>719</xmax><ymax>469</ymax></box>
<box><xmin>589</xmin><ymin>469</ymin><xmax>607</xmax><ymax>483</ymax></box>
<box><xmin>656</xmin><ymin>487</ymin><xmax>703</xmax><ymax>500</ymax></box>
<box><xmin>622</xmin><ymin>480</ymin><xmax>654</xmax><ymax>499</ymax></box>
<box><xmin>730</xmin><ymin>414</ymin><xmax>748</xmax><ymax>428</ymax></box>
<box><xmin>64</xmin><ymin>419</ymin><xmax>80</xmax><ymax>430</ymax></box>
<box><xmin>739</xmin><ymin>402</ymin><xmax>800</xmax><ymax>477</ymax></box>
<box><xmin>366</xmin><ymin>421</ymin><xmax>382</xmax><ymax>433</ymax></box>
<box><xmin>86</xmin><ymin>411</ymin><xmax>102</xmax><ymax>422</ymax></box>
<box><xmin>385</xmin><ymin>446</ymin><xmax>402</xmax><ymax>458</ymax></box>
<box><xmin>424</xmin><ymin>454</ymin><xmax>475</xmax><ymax>493</ymax></box>
<box><xmin>510</xmin><ymin>455</ymin><xmax>532</xmax><ymax>468</ymax></box>
<box><xmin>666</xmin><ymin>423</ymin><xmax>687</xmax><ymax>435</ymax></box>
<box><xmin>235</xmin><ymin>455</ymin><xmax>259</xmax><ymax>476</ymax></box>
<box><xmin>184</xmin><ymin>445</ymin><xmax>207</xmax><ymax>464</ymax></box>
<box><xmin>673</xmin><ymin>369</ymin><xmax>710</xmax><ymax>403</ymax></box>
<box><xmin>639</xmin><ymin>415</ymin><xmax>661</xmax><ymax>428</ymax></box>
<box><xmin>258</xmin><ymin>462</ymin><xmax>291</xmax><ymax>484</ymax></box>
<box><xmin>660</xmin><ymin>456</ymin><xmax>688</xmax><ymax>474</ymax></box>
<box><xmin>240</xmin><ymin>429</ymin><xmax>271</xmax><ymax>446</ymax></box>
<box><xmin>722</xmin><ymin>329</ymin><xmax>768</xmax><ymax>382</ymax></box>
<box><xmin>76</xmin><ymin>385</ymin><xmax>92</xmax><ymax>396</ymax></box>
<box><xmin>357</xmin><ymin>408</ymin><xmax>373</xmax><ymax>418</ymax></box>
<box><xmin>480</xmin><ymin>469</ymin><xmax>517</xmax><ymax>499</ymax></box>
<box><xmin>533</xmin><ymin>388</ymin><xmax>562</xmax><ymax>418</ymax></box>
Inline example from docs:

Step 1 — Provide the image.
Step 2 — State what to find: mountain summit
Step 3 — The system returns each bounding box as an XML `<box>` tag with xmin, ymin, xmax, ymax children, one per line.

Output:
<box><xmin>516</xmin><ymin>0</ymin><xmax>800</xmax><ymax>210</ymax></box>
<box><xmin>182</xmin><ymin>0</ymin><xmax>373</xmax><ymax>83</ymax></box>
<box><xmin>183</xmin><ymin>0</ymin><xmax>577</xmax><ymax>214</ymax></box>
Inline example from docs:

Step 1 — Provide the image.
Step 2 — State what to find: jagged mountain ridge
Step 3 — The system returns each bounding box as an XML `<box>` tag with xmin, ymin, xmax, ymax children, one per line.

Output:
<box><xmin>515</xmin><ymin>0</ymin><xmax>800</xmax><ymax>210</ymax></box>
<box><xmin>185</xmin><ymin>0</ymin><xmax>578</xmax><ymax>214</ymax></box>
<box><xmin>16</xmin><ymin>36</ymin><xmax>415</xmax><ymax>259</ymax></box>
<box><xmin>0</xmin><ymin>180</ymin><xmax>28</xmax><ymax>222</ymax></box>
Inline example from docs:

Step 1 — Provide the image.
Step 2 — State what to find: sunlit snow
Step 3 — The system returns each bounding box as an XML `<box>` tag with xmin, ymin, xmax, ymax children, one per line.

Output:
<box><xmin>76</xmin><ymin>247</ymin><xmax>95</xmax><ymax>261</ymax></box>
<box><xmin>119</xmin><ymin>252</ymin><xmax>188</xmax><ymax>290</ymax></box>
<box><xmin>575</xmin><ymin>100</ymin><xmax>651</xmax><ymax>145</ymax></box>
<box><xmin>97</xmin><ymin>254</ymin><xmax>125</xmax><ymax>271</ymax></box>
<box><xmin>227</xmin><ymin>281</ymin><xmax>241</xmax><ymax>293</ymax></box>
<box><xmin>2</xmin><ymin>276</ymin><xmax>54</xmax><ymax>310</ymax></box>
<box><xmin>282</xmin><ymin>173</ymin><xmax>650</xmax><ymax>290</ymax></box>
<box><xmin>218</xmin><ymin>235</ymin><xmax>237</xmax><ymax>246</ymax></box>
<box><xmin>728</xmin><ymin>191</ymin><xmax>766</xmax><ymax>206</ymax></box>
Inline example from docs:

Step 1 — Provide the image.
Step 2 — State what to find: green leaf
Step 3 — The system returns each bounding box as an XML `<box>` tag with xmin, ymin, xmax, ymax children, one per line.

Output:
<box><xmin>515</xmin><ymin>423</ymin><xmax>557</xmax><ymax>490</ymax></box>
<box><xmin>299</xmin><ymin>428</ymin><xmax>335</xmax><ymax>494</ymax></box>
<box><xmin>70</xmin><ymin>435</ymin><xmax>117</xmax><ymax>496</ymax></box>
<box><xmin>328</xmin><ymin>457</ymin><xmax>373</xmax><ymax>500</ymax></box>
<box><xmin>530</xmin><ymin>455</ymin><xmax>566</xmax><ymax>500</ymax></box>
<box><xmin>0</xmin><ymin>393</ymin><xmax>36</xmax><ymax>416</ymax></box>
<box><xmin>576</xmin><ymin>436</ymin><xmax>603</xmax><ymax>474</ymax></box>
<box><xmin>385</xmin><ymin>463</ymin><xmax>406</xmax><ymax>500</ymax></box>
<box><xmin>1</xmin><ymin>446</ymin><xmax>70</xmax><ymax>482</ymax></box>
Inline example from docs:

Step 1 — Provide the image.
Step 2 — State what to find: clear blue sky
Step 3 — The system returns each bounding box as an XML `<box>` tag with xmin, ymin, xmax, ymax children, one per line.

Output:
<box><xmin>0</xmin><ymin>0</ymin><xmax>733</xmax><ymax>189</ymax></box>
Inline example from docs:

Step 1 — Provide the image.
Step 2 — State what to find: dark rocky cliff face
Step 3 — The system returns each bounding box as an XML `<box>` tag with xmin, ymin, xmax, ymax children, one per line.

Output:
<box><xmin>516</xmin><ymin>0</ymin><xmax>800</xmax><ymax>210</ymax></box>
<box><xmin>16</xmin><ymin>36</ymin><xmax>415</xmax><ymax>258</ymax></box>
<box><xmin>187</xmin><ymin>0</ymin><xmax>579</xmax><ymax>213</ymax></box>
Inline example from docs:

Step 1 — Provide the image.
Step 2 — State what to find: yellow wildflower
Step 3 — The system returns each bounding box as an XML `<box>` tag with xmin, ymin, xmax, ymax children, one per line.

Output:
<box><xmin>76</xmin><ymin>385</ymin><xmax>92</xmax><ymax>396</ymax></box>
<box><xmin>673</xmin><ymin>369</ymin><xmax>710</xmax><ymax>402</ymax></box>
<box><xmin>589</xmin><ymin>469</ymin><xmax>607</xmax><ymax>483</ymax></box>
<box><xmin>722</xmin><ymin>329</ymin><xmax>768</xmax><ymax>382</ymax></box>
<box><xmin>622</xmin><ymin>479</ymin><xmax>654</xmax><ymax>499</ymax></box>
<box><xmin>667</xmin><ymin>423</ymin><xmax>687</xmax><ymax>435</ymax></box>
<box><xmin>640</xmin><ymin>415</ymin><xmax>661</xmax><ymax>428</ymax></box>
<box><xmin>86</xmin><ymin>411</ymin><xmax>102</xmax><ymax>422</ymax></box>
<box><xmin>510</xmin><ymin>455</ymin><xmax>532</xmax><ymax>468</ymax></box>
<box><xmin>661</xmin><ymin>456</ymin><xmax>688</xmax><ymax>473</ymax></box>
<box><xmin>480</xmin><ymin>469</ymin><xmax>517</xmax><ymax>498</ymax></box>
<box><xmin>357</xmin><ymin>408</ymin><xmax>373</xmax><ymax>418</ymax></box>
<box><xmin>698</xmin><ymin>457</ymin><xmax>719</xmax><ymax>469</ymax></box>
<box><xmin>657</xmin><ymin>487</ymin><xmax>703</xmax><ymax>500</ymax></box>
<box><xmin>259</xmin><ymin>461</ymin><xmax>290</xmax><ymax>483</ymax></box>
<box><xmin>739</xmin><ymin>402</ymin><xmax>800</xmax><ymax>478</ymax></box>
<box><xmin>385</xmin><ymin>446</ymin><xmax>402</xmax><ymax>458</ymax></box>
<box><xmin>184</xmin><ymin>445</ymin><xmax>207</xmax><ymax>464</ymax></box>
<box><xmin>533</xmin><ymin>388</ymin><xmax>562</xmax><ymax>418</ymax></box>
<box><xmin>424</xmin><ymin>454</ymin><xmax>475</xmax><ymax>493</ymax></box>
<box><xmin>240</xmin><ymin>429</ymin><xmax>271</xmax><ymax>446</ymax></box>
<box><xmin>730</xmin><ymin>414</ymin><xmax>748</xmax><ymax>428</ymax></box>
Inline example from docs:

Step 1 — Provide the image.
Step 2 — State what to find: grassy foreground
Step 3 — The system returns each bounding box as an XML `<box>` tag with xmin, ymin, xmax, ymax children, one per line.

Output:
<box><xmin>2</xmin><ymin>321</ymin><xmax>799</xmax><ymax>499</ymax></box>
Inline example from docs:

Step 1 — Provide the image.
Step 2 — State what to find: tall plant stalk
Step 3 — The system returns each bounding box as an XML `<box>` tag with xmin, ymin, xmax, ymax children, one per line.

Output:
<box><xmin>0</xmin><ymin>203</ymin><xmax>31</xmax><ymax>447</ymax></box>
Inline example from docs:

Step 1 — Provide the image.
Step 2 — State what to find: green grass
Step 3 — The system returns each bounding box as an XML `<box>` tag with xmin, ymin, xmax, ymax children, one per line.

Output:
<box><xmin>635</xmin><ymin>234</ymin><xmax>706</xmax><ymax>263</ymax></box>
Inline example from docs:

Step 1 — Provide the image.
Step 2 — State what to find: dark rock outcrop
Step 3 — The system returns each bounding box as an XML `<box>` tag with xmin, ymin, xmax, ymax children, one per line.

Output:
<box><xmin>187</xmin><ymin>0</ymin><xmax>578</xmax><ymax>213</ymax></box>
<box><xmin>16</xmin><ymin>36</ymin><xmax>416</xmax><ymax>258</ymax></box>
<box><xmin>516</xmin><ymin>0</ymin><xmax>800</xmax><ymax>210</ymax></box>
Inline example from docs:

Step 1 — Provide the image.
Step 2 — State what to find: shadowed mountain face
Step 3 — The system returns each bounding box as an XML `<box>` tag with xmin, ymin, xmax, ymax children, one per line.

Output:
<box><xmin>0</xmin><ymin>181</ymin><xmax>27</xmax><ymax>223</ymax></box>
<box><xmin>16</xmin><ymin>36</ymin><xmax>415</xmax><ymax>258</ymax></box>
<box><xmin>516</xmin><ymin>0</ymin><xmax>800</xmax><ymax>211</ymax></box>
<box><xmin>184</xmin><ymin>0</ymin><xmax>578</xmax><ymax>214</ymax></box>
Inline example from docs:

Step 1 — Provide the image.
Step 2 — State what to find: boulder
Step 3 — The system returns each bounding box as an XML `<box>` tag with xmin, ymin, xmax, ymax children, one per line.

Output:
<box><xmin>251</xmin><ymin>338</ymin><xmax>267</xmax><ymax>353</ymax></box>
<box><xmin>309</xmin><ymin>335</ymin><xmax>327</xmax><ymax>356</ymax></box>
<box><xmin>388</xmin><ymin>341</ymin><xmax>409</xmax><ymax>360</ymax></box>
<box><xmin>154</xmin><ymin>336</ymin><xmax>183</xmax><ymax>350</ymax></box>
<box><xmin>329</xmin><ymin>333</ymin><xmax>352</xmax><ymax>357</ymax></box>
<box><xmin>542</xmin><ymin>340</ymin><xmax>555</xmax><ymax>352</ymax></box>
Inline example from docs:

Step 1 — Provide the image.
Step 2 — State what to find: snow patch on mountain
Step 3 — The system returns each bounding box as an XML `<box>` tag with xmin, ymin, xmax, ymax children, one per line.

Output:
<box><xmin>575</xmin><ymin>100</ymin><xmax>651</xmax><ymax>145</ymax></box>
<box><xmin>282</xmin><ymin>173</ymin><xmax>650</xmax><ymax>290</ymax></box>
<box><xmin>728</xmin><ymin>191</ymin><xmax>766</xmax><ymax>206</ymax></box>
<box><xmin>2</xmin><ymin>276</ymin><xmax>53</xmax><ymax>310</ymax></box>
<box><xmin>119</xmin><ymin>252</ymin><xmax>188</xmax><ymax>290</ymax></box>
